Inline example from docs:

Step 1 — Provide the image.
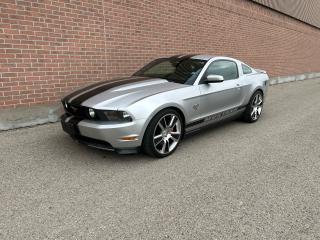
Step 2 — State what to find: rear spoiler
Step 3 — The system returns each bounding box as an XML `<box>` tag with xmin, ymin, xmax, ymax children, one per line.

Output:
<box><xmin>255</xmin><ymin>69</ymin><xmax>267</xmax><ymax>74</ymax></box>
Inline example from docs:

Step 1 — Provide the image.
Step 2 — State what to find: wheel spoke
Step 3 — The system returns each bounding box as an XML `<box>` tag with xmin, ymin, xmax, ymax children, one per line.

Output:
<box><xmin>170</xmin><ymin>131</ymin><xmax>180</xmax><ymax>134</ymax></box>
<box><xmin>251</xmin><ymin>108</ymin><xmax>257</xmax><ymax>119</ymax></box>
<box><xmin>170</xmin><ymin>135</ymin><xmax>179</xmax><ymax>142</ymax></box>
<box><xmin>170</xmin><ymin>131</ymin><xmax>180</xmax><ymax>137</ymax></box>
<box><xmin>161</xmin><ymin>140</ymin><xmax>167</xmax><ymax>153</ymax></box>
<box><xmin>251</xmin><ymin>108</ymin><xmax>255</xmax><ymax>117</ymax></box>
<box><xmin>257</xmin><ymin>107</ymin><xmax>262</xmax><ymax>115</ymax></box>
<box><xmin>158</xmin><ymin>122</ymin><xmax>165</xmax><ymax>131</ymax></box>
<box><xmin>169</xmin><ymin>115</ymin><xmax>176</xmax><ymax>128</ymax></box>
<box><xmin>166</xmin><ymin>140</ymin><xmax>170</xmax><ymax>152</ymax></box>
<box><xmin>155</xmin><ymin>138</ymin><xmax>163</xmax><ymax>147</ymax></box>
<box><xmin>154</xmin><ymin>134</ymin><xmax>162</xmax><ymax>140</ymax></box>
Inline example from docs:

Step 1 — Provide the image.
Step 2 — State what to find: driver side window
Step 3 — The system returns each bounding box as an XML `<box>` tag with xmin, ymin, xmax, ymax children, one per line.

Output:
<box><xmin>205</xmin><ymin>60</ymin><xmax>239</xmax><ymax>81</ymax></box>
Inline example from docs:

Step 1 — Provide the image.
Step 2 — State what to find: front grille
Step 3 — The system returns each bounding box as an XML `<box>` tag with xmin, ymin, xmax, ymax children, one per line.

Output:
<box><xmin>65</xmin><ymin>104</ymin><xmax>89</xmax><ymax>119</ymax></box>
<box><xmin>63</xmin><ymin>102</ymin><xmax>107</xmax><ymax>120</ymax></box>
<box><xmin>63</xmin><ymin>99</ymin><xmax>126</xmax><ymax>122</ymax></box>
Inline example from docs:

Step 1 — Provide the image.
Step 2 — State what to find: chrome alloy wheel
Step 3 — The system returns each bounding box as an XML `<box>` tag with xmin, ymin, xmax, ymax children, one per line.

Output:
<box><xmin>251</xmin><ymin>93</ymin><xmax>263</xmax><ymax>121</ymax></box>
<box><xmin>153</xmin><ymin>114</ymin><xmax>182</xmax><ymax>155</ymax></box>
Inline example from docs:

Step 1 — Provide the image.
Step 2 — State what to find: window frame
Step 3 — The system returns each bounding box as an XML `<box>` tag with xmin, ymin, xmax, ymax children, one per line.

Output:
<box><xmin>200</xmin><ymin>59</ymin><xmax>239</xmax><ymax>83</ymax></box>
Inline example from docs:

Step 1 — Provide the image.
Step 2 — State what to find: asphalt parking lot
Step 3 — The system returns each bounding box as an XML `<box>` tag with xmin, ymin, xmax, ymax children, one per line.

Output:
<box><xmin>1</xmin><ymin>79</ymin><xmax>320</xmax><ymax>239</ymax></box>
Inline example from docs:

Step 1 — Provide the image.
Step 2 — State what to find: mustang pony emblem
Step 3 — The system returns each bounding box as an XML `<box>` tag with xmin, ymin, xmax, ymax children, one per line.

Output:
<box><xmin>193</xmin><ymin>104</ymin><xmax>199</xmax><ymax>110</ymax></box>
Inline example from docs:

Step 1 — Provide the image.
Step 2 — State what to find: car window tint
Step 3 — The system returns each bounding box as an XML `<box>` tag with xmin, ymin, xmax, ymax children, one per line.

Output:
<box><xmin>206</xmin><ymin>60</ymin><xmax>239</xmax><ymax>80</ymax></box>
<box><xmin>143</xmin><ymin>61</ymin><xmax>176</xmax><ymax>76</ymax></box>
<box><xmin>134</xmin><ymin>58</ymin><xmax>207</xmax><ymax>85</ymax></box>
<box><xmin>242</xmin><ymin>64</ymin><xmax>253</xmax><ymax>74</ymax></box>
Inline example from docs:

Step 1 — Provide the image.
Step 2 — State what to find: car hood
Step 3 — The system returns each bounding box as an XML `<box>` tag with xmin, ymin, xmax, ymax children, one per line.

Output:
<box><xmin>63</xmin><ymin>76</ymin><xmax>188</xmax><ymax>109</ymax></box>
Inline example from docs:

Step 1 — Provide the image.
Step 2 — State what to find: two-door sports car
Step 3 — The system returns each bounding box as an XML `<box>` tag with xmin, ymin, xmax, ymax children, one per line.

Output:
<box><xmin>61</xmin><ymin>55</ymin><xmax>269</xmax><ymax>158</ymax></box>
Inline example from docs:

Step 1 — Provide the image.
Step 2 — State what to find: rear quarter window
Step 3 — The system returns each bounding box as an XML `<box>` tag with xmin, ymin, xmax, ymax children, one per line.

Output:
<box><xmin>242</xmin><ymin>64</ymin><xmax>253</xmax><ymax>74</ymax></box>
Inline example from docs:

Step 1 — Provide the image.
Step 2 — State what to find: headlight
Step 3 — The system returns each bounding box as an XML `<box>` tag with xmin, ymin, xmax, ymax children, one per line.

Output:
<box><xmin>88</xmin><ymin>108</ymin><xmax>96</xmax><ymax>118</ymax></box>
<box><xmin>103</xmin><ymin>110</ymin><xmax>133</xmax><ymax>122</ymax></box>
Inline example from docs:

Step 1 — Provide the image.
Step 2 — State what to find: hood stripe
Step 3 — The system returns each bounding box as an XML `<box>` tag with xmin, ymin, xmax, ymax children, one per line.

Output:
<box><xmin>68</xmin><ymin>77</ymin><xmax>150</xmax><ymax>106</ymax></box>
<box><xmin>63</xmin><ymin>77</ymin><xmax>143</xmax><ymax>104</ymax></box>
<box><xmin>63</xmin><ymin>81</ymin><xmax>106</xmax><ymax>103</ymax></box>
<box><xmin>66</xmin><ymin>77</ymin><xmax>134</xmax><ymax>104</ymax></box>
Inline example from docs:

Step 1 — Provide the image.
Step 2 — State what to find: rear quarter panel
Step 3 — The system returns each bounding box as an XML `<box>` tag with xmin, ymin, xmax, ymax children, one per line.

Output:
<box><xmin>242</xmin><ymin>72</ymin><xmax>269</xmax><ymax>106</ymax></box>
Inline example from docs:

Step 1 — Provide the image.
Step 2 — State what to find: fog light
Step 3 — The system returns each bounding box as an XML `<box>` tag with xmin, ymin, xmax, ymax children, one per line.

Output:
<box><xmin>88</xmin><ymin>108</ymin><xmax>95</xmax><ymax>118</ymax></box>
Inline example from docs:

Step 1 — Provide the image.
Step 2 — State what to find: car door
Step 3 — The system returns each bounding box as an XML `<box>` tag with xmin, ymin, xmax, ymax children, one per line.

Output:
<box><xmin>198</xmin><ymin>60</ymin><xmax>242</xmax><ymax>119</ymax></box>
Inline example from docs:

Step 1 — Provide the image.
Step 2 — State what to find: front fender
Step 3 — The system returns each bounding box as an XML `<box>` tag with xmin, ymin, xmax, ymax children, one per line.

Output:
<box><xmin>136</xmin><ymin>102</ymin><xmax>187</xmax><ymax>143</ymax></box>
<box><xmin>124</xmin><ymin>85</ymin><xmax>200</xmax><ymax>141</ymax></box>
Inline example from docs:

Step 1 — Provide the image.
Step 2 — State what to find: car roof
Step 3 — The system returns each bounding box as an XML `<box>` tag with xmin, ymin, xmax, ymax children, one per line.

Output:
<box><xmin>169</xmin><ymin>54</ymin><xmax>214</xmax><ymax>61</ymax></box>
<box><xmin>169</xmin><ymin>54</ymin><xmax>238</xmax><ymax>61</ymax></box>
<box><xmin>191</xmin><ymin>55</ymin><xmax>216</xmax><ymax>61</ymax></box>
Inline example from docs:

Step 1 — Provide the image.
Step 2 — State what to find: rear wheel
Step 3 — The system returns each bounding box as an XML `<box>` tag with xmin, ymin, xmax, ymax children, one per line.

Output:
<box><xmin>242</xmin><ymin>91</ymin><xmax>264</xmax><ymax>123</ymax></box>
<box><xmin>142</xmin><ymin>109</ymin><xmax>183</xmax><ymax>158</ymax></box>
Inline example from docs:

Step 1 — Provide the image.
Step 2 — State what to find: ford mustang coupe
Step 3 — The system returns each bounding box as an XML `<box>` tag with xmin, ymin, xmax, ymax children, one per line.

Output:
<box><xmin>61</xmin><ymin>55</ymin><xmax>269</xmax><ymax>158</ymax></box>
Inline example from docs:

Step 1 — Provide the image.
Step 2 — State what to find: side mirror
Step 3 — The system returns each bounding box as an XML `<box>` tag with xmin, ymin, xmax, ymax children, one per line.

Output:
<box><xmin>205</xmin><ymin>74</ymin><xmax>224</xmax><ymax>83</ymax></box>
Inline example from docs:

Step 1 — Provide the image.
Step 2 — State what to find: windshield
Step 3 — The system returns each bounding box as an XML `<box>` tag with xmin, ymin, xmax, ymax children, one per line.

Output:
<box><xmin>133</xmin><ymin>58</ymin><xmax>207</xmax><ymax>85</ymax></box>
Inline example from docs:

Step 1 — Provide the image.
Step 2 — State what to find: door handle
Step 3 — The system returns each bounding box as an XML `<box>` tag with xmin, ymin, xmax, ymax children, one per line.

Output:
<box><xmin>236</xmin><ymin>84</ymin><xmax>241</xmax><ymax>89</ymax></box>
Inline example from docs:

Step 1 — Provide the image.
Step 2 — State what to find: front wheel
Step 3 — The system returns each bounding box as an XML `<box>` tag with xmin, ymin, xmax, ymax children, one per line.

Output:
<box><xmin>242</xmin><ymin>91</ymin><xmax>264</xmax><ymax>123</ymax></box>
<box><xmin>142</xmin><ymin>109</ymin><xmax>183</xmax><ymax>158</ymax></box>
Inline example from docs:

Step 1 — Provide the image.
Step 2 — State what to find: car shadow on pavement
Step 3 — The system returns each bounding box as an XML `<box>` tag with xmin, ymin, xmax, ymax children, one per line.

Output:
<box><xmin>54</xmin><ymin>132</ymin><xmax>150</xmax><ymax>163</ymax></box>
<box><xmin>52</xmin><ymin>114</ymin><xmax>253</xmax><ymax>164</ymax></box>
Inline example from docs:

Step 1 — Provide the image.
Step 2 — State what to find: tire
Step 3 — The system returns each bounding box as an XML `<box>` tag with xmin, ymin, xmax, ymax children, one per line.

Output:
<box><xmin>242</xmin><ymin>91</ymin><xmax>264</xmax><ymax>123</ymax></box>
<box><xmin>142</xmin><ymin>109</ymin><xmax>183</xmax><ymax>158</ymax></box>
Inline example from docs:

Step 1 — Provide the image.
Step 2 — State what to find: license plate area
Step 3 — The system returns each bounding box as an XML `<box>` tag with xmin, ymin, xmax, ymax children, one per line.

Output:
<box><xmin>61</xmin><ymin>117</ymin><xmax>80</xmax><ymax>136</ymax></box>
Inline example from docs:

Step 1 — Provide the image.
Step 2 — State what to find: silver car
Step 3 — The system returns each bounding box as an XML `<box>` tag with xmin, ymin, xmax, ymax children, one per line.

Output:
<box><xmin>61</xmin><ymin>55</ymin><xmax>269</xmax><ymax>158</ymax></box>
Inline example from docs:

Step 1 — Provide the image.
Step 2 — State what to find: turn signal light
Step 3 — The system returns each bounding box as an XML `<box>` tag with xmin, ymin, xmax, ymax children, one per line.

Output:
<box><xmin>120</xmin><ymin>135</ymin><xmax>138</xmax><ymax>141</ymax></box>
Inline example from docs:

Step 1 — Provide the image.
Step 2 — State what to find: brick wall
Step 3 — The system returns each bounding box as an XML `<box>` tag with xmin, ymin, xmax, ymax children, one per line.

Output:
<box><xmin>1</xmin><ymin>0</ymin><xmax>320</xmax><ymax>108</ymax></box>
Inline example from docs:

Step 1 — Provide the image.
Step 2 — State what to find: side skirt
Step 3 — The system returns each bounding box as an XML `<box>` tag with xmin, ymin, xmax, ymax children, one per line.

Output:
<box><xmin>184</xmin><ymin>106</ymin><xmax>246</xmax><ymax>134</ymax></box>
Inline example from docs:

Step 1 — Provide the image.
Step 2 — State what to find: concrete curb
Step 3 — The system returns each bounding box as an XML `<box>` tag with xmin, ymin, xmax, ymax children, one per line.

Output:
<box><xmin>0</xmin><ymin>105</ymin><xmax>61</xmax><ymax>131</ymax></box>
<box><xmin>269</xmin><ymin>72</ymin><xmax>320</xmax><ymax>85</ymax></box>
<box><xmin>1</xmin><ymin>73</ymin><xmax>320</xmax><ymax>131</ymax></box>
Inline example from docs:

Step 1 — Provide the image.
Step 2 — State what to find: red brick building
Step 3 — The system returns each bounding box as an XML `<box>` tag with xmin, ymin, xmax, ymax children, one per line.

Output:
<box><xmin>1</xmin><ymin>0</ymin><xmax>320</xmax><ymax>108</ymax></box>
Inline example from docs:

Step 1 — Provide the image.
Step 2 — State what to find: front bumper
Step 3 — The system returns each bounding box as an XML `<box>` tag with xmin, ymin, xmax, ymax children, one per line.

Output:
<box><xmin>61</xmin><ymin>113</ymin><xmax>146</xmax><ymax>151</ymax></box>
